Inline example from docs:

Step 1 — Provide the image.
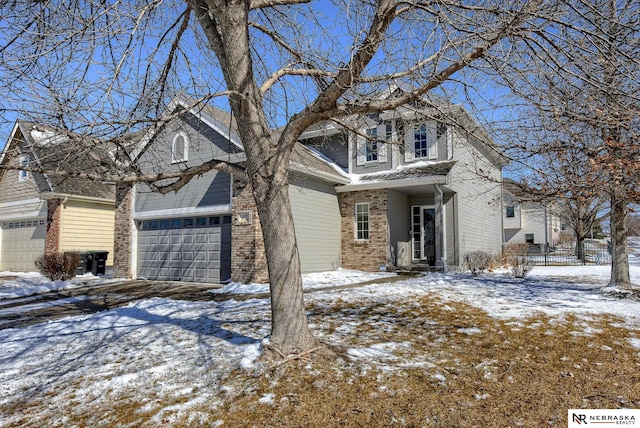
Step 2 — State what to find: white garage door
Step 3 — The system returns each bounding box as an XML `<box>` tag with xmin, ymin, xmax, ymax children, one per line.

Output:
<box><xmin>137</xmin><ymin>215</ymin><xmax>232</xmax><ymax>283</ymax></box>
<box><xmin>0</xmin><ymin>218</ymin><xmax>46</xmax><ymax>272</ymax></box>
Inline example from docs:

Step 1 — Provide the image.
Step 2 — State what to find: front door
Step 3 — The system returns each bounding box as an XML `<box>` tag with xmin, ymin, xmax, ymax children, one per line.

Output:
<box><xmin>412</xmin><ymin>206</ymin><xmax>436</xmax><ymax>265</ymax></box>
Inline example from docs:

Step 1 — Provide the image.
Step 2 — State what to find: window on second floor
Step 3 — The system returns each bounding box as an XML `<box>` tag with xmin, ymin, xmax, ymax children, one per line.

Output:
<box><xmin>355</xmin><ymin>124</ymin><xmax>387</xmax><ymax>166</ymax></box>
<box><xmin>18</xmin><ymin>155</ymin><xmax>29</xmax><ymax>182</ymax></box>
<box><xmin>506</xmin><ymin>206</ymin><xmax>515</xmax><ymax>218</ymax></box>
<box><xmin>405</xmin><ymin>121</ymin><xmax>437</xmax><ymax>162</ymax></box>
<box><xmin>365</xmin><ymin>127</ymin><xmax>378</xmax><ymax>162</ymax></box>
<box><xmin>172</xmin><ymin>131</ymin><xmax>189</xmax><ymax>164</ymax></box>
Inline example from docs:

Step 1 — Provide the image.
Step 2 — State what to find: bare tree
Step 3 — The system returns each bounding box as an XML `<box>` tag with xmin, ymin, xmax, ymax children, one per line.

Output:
<box><xmin>507</xmin><ymin>135</ymin><xmax>609</xmax><ymax>262</ymax></box>
<box><xmin>1</xmin><ymin>0</ymin><xmax>566</xmax><ymax>356</ymax></box>
<box><xmin>628</xmin><ymin>214</ymin><xmax>640</xmax><ymax>237</ymax></box>
<box><xmin>498</xmin><ymin>0</ymin><xmax>640</xmax><ymax>289</ymax></box>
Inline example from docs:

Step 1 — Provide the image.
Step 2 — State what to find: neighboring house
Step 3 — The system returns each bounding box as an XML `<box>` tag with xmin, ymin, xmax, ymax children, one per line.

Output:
<box><xmin>503</xmin><ymin>179</ymin><xmax>562</xmax><ymax>249</ymax></box>
<box><xmin>112</xmin><ymin>92</ymin><xmax>505</xmax><ymax>283</ymax></box>
<box><xmin>0</xmin><ymin>121</ymin><xmax>116</xmax><ymax>272</ymax></box>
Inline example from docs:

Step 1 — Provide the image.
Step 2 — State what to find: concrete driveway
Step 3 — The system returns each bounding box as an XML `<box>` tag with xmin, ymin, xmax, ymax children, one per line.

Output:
<box><xmin>0</xmin><ymin>279</ymin><xmax>231</xmax><ymax>330</ymax></box>
<box><xmin>0</xmin><ymin>274</ymin><xmax>414</xmax><ymax>330</ymax></box>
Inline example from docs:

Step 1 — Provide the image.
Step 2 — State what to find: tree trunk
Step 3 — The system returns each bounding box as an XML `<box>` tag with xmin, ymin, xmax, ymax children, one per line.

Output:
<box><xmin>575</xmin><ymin>236</ymin><xmax>585</xmax><ymax>262</ymax></box>
<box><xmin>609</xmin><ymin>190</ymin><xmax>631</xmax><ymax>289</ymax></box>
<box><xmin>251</xmin><ymin>171</ymin><xmax>318</xmax><ymax>353</ymax></box>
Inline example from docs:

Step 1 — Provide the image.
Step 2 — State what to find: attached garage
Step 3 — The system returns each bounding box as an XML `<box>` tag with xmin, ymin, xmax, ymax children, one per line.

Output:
<box><xmin>0</xmin><ymin>218</ymin><xmax>46</xmax><ymax>272</ymax></box>
<box><xmin>137</xmin><ymin>215</ymin><xmax>232</xmax><ymax>283</ymax></box>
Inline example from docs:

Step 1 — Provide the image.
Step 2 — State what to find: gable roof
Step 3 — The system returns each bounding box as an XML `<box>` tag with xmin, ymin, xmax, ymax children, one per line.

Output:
<box><xmin>298</xmin><ymin>85</ymin><xmax>506</xmax><ymax>167</ymax></box>
<box><xmin>130</xmin><ymin>95</ymin><xmax>349</xmax><ymax>184</ymax></box>
<box><xmin>0</xmin><ymin>120</ymin><xmax>115</xmax><ymax>201</ymax></box>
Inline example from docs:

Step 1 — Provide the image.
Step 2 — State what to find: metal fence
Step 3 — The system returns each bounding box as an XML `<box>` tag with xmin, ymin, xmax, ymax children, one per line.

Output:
<box><xmin>524</xmin><ymin>239</ymin><xmax>611</xmax><ymax>266</ymax></box>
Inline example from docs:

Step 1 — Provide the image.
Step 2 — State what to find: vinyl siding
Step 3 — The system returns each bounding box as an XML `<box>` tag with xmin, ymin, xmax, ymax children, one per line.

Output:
<box><xmin>135</xmin><ymin>172</ymin><xmax>231</xmax><ymax>214</ymax></box>
<box><xmin>504</xmin><ymin>203</ymin><xmax>548</xmax><ymax>245</ymax></box>
<box><xmin>444</xmin><ymin>193</ymin><xmax>456</xmax><ymax>264</ymax></box>
<box><xmin>59</xmin><ymin>200</ymin><xmax>115</xmax><ymax>266</ymax></box>
<box><xmin>289</xmin><ymin>175</ymin><xmax>341</xmax><ymax>273</ymax></box>
<box><xmin>303</xmin><ymin>134</ymin><xmax>349</xmax><ymax>171</ymax></box>
<box><xmin>135</xmin><ymin>113</ymin><xmax>233</xmax><ymax>213</ymax></box>
<box><xmin>447</xmin><ymin>128</ymin><xmax>503</xmax><ymax>260</ymax></box>
<box><xmin>387</xmin><ymin>189</ymin><xmax>410</xmax><ymax>265</ymax></box>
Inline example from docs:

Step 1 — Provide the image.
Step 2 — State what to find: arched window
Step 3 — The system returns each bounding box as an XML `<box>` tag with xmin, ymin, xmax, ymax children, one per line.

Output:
<box><xmin>172</xmin><ymin>131</ymin><xmax>189</xmax><ymax>163</ymax></box>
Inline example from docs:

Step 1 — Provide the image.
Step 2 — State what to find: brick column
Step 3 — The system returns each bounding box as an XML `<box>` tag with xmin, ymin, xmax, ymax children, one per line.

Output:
<box><xmin>339</xmin><ymin>189</ymin><xmax>389</xmax><ymax>271</ymax></box>
<box><xmin>231</xmin><ymin>184</ymin><xmax>269</xmax><ymax>283</ymax></box>
<box><xmin>45</xmin><ymin>199</ymin><xmax>62</xmax><ymax>255</ymax></box>
<box><xmin>112</xmin><ymin>184</ymin><xmax>133</xmax><ymax>278</ymax></box>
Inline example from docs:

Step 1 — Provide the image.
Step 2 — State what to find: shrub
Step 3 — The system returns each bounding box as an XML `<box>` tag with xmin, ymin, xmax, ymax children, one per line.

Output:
<box><xmin>35</xmin><ymin>252</ymin><xmax>81</xmax><ymax>281</ymax></box>
<box><xmin>463</xmin><ymin>251</ymin><xmax>494</xmax><ymax>277</ymax></box>
<box><xmin>504</xmin><ymin>243</ymin><xmax>535</xmax><ymax>278</ymax></box>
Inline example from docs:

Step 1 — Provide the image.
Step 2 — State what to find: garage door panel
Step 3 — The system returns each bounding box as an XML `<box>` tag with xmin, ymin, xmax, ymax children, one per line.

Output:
<box><xmin>137</xmin><ymin>218</ymin><xmax>231</xmax><ymax>283</ymax></box>
<box><xmin>1</xmin><ymin>219</ymin><xmax>46</xmax><ymax>272</ymax></box>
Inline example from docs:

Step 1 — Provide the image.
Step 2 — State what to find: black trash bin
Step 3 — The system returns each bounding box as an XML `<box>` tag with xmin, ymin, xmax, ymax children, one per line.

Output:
<box><xmin>89</xmin><ymin>251</ymin><xmax>109</xmax><ymax>275</ymax></box>
<box><xmin>76</xmin><ymin>252</ymin><xmax>90</xmax><ymax>275</ymax></box>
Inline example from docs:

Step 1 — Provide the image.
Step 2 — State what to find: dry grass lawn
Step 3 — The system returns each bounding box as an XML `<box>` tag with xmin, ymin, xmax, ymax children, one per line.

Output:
<box><xmin>4</xmin><ymin>292</ymin><xmax>640</xmax><ymax>427</ymax></box>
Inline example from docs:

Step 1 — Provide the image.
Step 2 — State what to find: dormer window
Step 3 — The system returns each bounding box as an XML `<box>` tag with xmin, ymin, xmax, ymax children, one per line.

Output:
<box><xmin>18</xmin><ymin>155</ymin><xmax>29</xmax><ymax>182</ymax></box>
<box><xmin>172</xmin><ymin>131</ymin><xmax>189</xmax><ymax>163</ymax></box>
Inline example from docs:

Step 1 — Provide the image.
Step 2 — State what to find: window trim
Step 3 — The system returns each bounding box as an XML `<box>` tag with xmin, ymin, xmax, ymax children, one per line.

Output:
<box><xmin>355</xmin><ymin>123</ymin><xmax>388</xmax><ymax>166</ymax></box>
<box><xmin>404</xmin><ymin>121</ymin><xmax>437</xmax><ymax>162</ymax></box>
<box><xmin>171</xmin><ymin>131</ymin><xmax>189</xmax><ymax>164</ymax></box>
<box><xmin>354</xmin><ymin>202</ymin><xmax>370</xmax><ymax>241</ymax></box>
<box><xmin>506</xmin><ymin>205</ymin><xmax>515</xmax><ymax>218</ymax></box>
<box><xmin>365</xmin><ymin>127</ymin><xmax>379</xmax><ymax>162</ymax></box>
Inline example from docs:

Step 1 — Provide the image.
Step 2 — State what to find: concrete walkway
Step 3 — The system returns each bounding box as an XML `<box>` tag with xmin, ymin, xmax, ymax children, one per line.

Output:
<box><xmin>0</xmin><ymin>274</ymin><xmax>417</xmax><ymax>330</ymax></box>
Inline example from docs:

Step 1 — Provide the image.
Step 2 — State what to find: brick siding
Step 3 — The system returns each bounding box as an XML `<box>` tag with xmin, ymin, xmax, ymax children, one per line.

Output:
<box><xmin>339</xmin><ymin>189</ymin><xmax>389</xmax><ymax>271</ymax></box>
<box><xmin>231</xmin><ymin>184</ymin><xmax>269</xmax><ymax>283</ymax></box>
<box><xmin>112</xmin><ymin>184</ymin><xmax>133</xmax><ymax>278</ymax></box>
<box><xmin>45</xmin><ymin>199</ymin><xmax>61</xmax><ymax>255</ymax></box>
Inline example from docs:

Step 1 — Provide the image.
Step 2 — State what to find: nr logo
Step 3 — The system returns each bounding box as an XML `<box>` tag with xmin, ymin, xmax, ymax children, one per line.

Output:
<box><xmin>573</xmin><ymin>413</ymin><xmax>588</xmax><ymax>424</ymax></box>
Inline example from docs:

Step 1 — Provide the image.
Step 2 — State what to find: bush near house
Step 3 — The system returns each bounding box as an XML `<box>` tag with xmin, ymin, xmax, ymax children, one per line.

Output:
<box><xmin>505</xmin><ymin>243</ymin><xmax>535</xmax><ymax>278</ymax></box>
<box><xmin>35</xmin><ymin>252</ymin><xmax>82</xmax><ymax>281</ymax></box>
<box><xmin>463</xmin><ymin>250</ymin><xmax>494</xmax><ymax>276</ymax></box>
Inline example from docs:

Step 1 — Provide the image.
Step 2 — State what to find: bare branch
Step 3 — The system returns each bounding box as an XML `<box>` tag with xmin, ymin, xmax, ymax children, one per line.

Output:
<box><xmin>250</xmin><ymin>0</ymin><xmax>310</xmax><ymax>10</ymax></box>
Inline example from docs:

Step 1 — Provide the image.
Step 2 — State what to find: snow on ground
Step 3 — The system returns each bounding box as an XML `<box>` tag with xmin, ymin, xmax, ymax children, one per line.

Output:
<box><xmin>0</xmin><ymin>271</ymin><xmax>115</xmax><ymax>299</ymax></box>
<box><xmin>211</xmin><ymin>268</ymin><xmax>396</xmax><ymax>294</ymax></box>
<box><xmin>1</xmin><ymin>264</ymin><xmax>640</xmax><ymax>426</ymax></box>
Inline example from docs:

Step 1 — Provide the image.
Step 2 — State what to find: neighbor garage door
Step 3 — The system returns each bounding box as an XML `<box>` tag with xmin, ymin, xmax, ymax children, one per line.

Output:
<box><xmin>0</xmin><ymin>218</ymin><xmax>46</xmax><ymax>272</ymax></box>
<box><xmin>137</xmin><ymin>215</ymin><xmax>231</xmax><ymax>283</ymax></box>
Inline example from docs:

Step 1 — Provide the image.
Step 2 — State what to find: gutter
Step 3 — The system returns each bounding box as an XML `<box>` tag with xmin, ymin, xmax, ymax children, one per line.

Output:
<box><xmin>335</xmin><ymin>176</ymin><xmax>447</xmax><ymax>193</ymax></box>
<box><xmin>39</xmin><ymin>192</ymin><xmax>115</xmax><ymax>205</ymax></box>
<box><xmin>289</xmin><ymin>162</ymin><xmax>351</xmax><ymax>185</ymax></box>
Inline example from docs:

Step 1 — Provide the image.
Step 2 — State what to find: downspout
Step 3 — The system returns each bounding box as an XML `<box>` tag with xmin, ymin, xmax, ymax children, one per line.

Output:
<box><xmin>435</xmin><ymin>183</ymin><xmax>445</xmax><ymax>266</ymax></box>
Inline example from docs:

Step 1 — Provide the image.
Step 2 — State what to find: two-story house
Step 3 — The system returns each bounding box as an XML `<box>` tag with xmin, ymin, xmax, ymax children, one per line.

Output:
<box><xmin>302</xmin><ymin>98</ymin><xmax>505</xmax><ymax>272</ymax></box>
<box><xmin>112</xmin><ymin>93</ymin><xmax>504</xmax><ymax>283</ymax></box>
<box><xmin>502</xmin><ymin>178</ymin><xmax>562</xmax><ymax>250</ymax></box>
